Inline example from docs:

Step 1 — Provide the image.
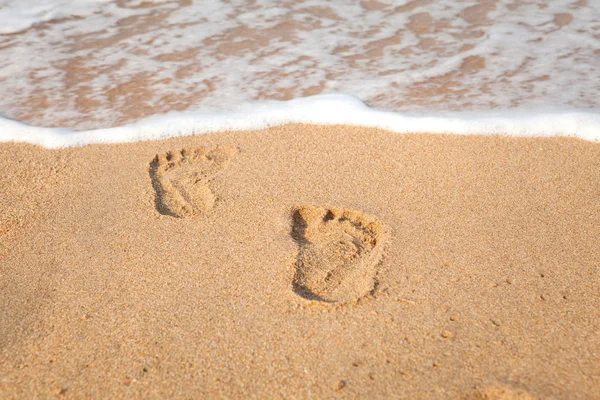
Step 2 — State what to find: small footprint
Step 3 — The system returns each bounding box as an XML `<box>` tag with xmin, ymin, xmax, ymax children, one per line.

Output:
<box><xmin>149</xmin><ymin>146</ymin><xmax>237</xmax><ymax>218</ymax></box>
<box><xmin>291</xmin><ymin>205</ymin><xmax>388</xmax><ymax>304</ymax></box>
<box><xmin>469</xmin><ymin>384</ymin><xmax>536</xmax><ymax>400</ymax></box>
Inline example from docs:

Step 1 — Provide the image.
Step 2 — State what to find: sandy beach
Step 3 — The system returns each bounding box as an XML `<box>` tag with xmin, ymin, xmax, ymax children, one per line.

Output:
<box><xmin>1</xmin><ymin>125</ymin><xmax>599</xmax><ymax>398</ymax></box>
<box><xmin>2</xmin><ymin>0</ymin><xmax>600</xmax><ymax>398</ymax></box>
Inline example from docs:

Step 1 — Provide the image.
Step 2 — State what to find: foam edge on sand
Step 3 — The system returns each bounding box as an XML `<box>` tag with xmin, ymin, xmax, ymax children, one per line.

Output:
<box><xmin>1</xmin><ymin>94</ymin><xmax>599</xmax><ymax>148</ymax></box>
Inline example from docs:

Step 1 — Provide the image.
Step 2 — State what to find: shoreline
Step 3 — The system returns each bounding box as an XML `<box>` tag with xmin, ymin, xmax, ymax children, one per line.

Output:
<box><xmin>2</xmin><ymin>95</ymin><xmax>600</xmax><ymax>148</ymax></box>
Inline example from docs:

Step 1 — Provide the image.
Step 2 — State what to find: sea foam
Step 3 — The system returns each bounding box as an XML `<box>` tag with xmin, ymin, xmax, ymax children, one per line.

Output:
<box><xmin>1</xmin><ymin>1</ymin><xmax>599</xmax><ymax>131</ymax></box>
<box><xmin>1</xmin><ymin>94</ymin><xmax>598</xmax><ymax>148</ymax></box>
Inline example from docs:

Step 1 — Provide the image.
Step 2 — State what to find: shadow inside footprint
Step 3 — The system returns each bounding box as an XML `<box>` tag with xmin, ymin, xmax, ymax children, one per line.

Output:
<box><xmin>149</xmin><ymin>146</ymin><xmax>237</xmax><ymax>218</ymax></box>
<box><xmin>291</xmin><ymin>205</ymin><xmax>388</xmax><ymax>304</ymax></box>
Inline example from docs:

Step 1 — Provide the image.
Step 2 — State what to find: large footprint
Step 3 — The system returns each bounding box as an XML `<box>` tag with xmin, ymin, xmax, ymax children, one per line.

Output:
<box><xmin>291</xmin><ymin>205</ymin><xmax>388</xmax><ymax>303</ymax></box>
<box><xmin>149</xmin><ymin>146</ymin><xmax>237</xmax><ymax>218</ymax></box>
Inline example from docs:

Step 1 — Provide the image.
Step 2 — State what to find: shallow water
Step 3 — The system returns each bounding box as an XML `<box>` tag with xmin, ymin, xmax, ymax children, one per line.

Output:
<box><xmin>0</xmin><ymin>0</ymin><xmax>599</xmax><ymax>143</ymax></box>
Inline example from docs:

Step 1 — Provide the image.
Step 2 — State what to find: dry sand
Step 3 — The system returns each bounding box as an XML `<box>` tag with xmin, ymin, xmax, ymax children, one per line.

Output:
<box><xmin>1</xmin><ymin>125</ymin><xmax>599</xmax><ymax>399</ymax></box>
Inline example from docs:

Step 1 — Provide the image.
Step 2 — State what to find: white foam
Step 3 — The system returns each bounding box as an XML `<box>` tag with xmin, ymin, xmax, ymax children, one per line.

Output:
<box><xmin>1</xmin><ymin>1</ymin><xmax>599</xmax><ymax>130</ymax></box>
<box><xmin>1</xmin><ymin>94</ymin><xmax>598</xmax><ymax>148</ymax></box>
<box><xmin>0</xmin><ymin>0</ymin><xmax>112</xmax><ymax>34</ymax></box>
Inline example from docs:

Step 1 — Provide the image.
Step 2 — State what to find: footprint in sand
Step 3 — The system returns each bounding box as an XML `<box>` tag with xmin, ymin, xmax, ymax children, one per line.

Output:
<box><xmin>469</xmin><ymin>384</ymin><xmax>536</xmax><ymax>400</ymax></box>
<box><xmin>149</xmin><ymin>146</ymin><xmax>237</xmax><ymax>218</ymax></box>
<box><xmin>291</xmin><ymin>205</ymin><xmax>388</xmax><ymax>304</ymax></box>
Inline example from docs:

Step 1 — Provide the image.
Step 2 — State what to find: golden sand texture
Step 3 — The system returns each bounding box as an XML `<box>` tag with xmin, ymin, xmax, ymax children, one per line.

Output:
<box><xmin>1</xmin><ymin>125</ymin><xmax>599</xmax><ymax>398</ymax></box>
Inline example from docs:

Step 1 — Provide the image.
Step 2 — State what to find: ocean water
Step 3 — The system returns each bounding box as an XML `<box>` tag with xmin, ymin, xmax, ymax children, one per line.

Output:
<box><xmin>0</xmin><ymin>0</ymin><xmax>599</xmax><ymax>147</ymax></box>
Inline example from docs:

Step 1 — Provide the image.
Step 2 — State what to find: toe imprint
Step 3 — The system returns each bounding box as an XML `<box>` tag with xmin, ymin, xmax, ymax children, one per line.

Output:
<box><xmin>470</xmin><ymin>384</ymin><xmax>536</xmax><ymax>400</ymax></box>
<box><xmin>291</xmin><ymin>205</ymin><xmax>388</xmax><ymax>304</ymax></box>
<box><xmin>149</xmin><ymin>146</ymin><xmax>237</xmax><ymax>218</ymax></box>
